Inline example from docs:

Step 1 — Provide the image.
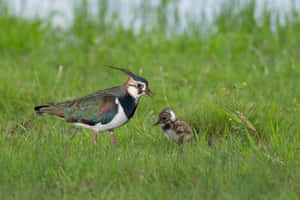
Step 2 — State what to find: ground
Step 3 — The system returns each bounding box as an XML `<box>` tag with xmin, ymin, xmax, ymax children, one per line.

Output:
<box><xmin>0</xmin><ymin>1</ymin><xmax>299</xmax><ymax>199</ymax></box>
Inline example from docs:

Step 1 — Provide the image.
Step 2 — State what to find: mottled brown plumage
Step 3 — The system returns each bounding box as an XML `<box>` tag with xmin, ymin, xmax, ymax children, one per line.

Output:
<box><xmin>154</xmin><ymin>109</ymin><xmax>194</xmax><ymax>145</ymax></box>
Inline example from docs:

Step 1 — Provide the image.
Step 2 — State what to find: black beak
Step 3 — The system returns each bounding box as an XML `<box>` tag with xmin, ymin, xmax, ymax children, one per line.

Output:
<box><xmin>145</xmin><ymin>88</ymin><xmax>153</xmax><ymax>97</ymax></box>
<box><xmin>153</xmin><ymin>120</ymin><xmax>160</xmax><ymax>126</ymax></box>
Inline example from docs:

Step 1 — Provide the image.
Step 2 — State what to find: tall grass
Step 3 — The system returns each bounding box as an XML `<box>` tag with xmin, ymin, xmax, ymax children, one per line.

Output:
<box><xmin>0</xmin><ymin>0</ymin><xmax>300</xmax><ymax>199</ymax></box>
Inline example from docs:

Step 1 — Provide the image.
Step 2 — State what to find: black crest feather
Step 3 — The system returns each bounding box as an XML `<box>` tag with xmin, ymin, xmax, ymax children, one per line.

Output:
<box><xmin>106</xmin><ymin>65</ymin><xmax>148</xmax><ymax>86</ymax></box>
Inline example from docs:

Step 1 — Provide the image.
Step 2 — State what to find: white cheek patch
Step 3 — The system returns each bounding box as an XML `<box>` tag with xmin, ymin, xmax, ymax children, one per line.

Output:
<box><xmin>169</xmin><ymin>110</ymin><xmax>176</xmax><ymax>121</ymax></box>
<box><xmin>128</xmin><ymin>86</ymin><xmax>138</xmax><ymax>97</ymax></box>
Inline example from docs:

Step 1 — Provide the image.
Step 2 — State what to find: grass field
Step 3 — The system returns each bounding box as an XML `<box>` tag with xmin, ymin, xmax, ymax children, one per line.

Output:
<box><xmin>0</xmin><ymin>0</ymin><xmax>300</xmax><ymax>199</ymax></box>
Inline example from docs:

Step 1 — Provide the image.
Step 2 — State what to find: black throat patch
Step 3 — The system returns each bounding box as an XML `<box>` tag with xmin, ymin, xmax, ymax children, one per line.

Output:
<box><xmin>162</xmin><ymin>124</ymin><xmax>171</xmax><ymax>131</ymax></box>
<box><xmin>118</xmin><ymin>94</ymin><xmax>139</xmax><ymax>119</ymax></box>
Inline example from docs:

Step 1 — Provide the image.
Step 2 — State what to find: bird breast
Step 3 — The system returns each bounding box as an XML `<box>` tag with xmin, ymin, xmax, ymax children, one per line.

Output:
<box><xmin>161</xmin><ymin>126</ymin><xmax>179</xmax><ymax>141</ymax></box>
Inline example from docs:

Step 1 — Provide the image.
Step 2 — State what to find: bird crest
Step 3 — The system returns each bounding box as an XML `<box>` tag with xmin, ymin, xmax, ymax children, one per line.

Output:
<box><xmin>106</xmin><ymin>65</ymin><xmax>148</xmax><ymax>86</ymax></box>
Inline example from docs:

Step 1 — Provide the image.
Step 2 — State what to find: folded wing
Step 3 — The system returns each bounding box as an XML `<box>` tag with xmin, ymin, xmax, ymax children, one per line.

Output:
<box><xmin>35</xmin><ymin>95</ymin><xmax>118</xmax><ymax>126</ymax></box>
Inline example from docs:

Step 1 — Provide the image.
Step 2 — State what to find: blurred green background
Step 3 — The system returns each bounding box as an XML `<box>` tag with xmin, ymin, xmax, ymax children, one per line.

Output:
<box><xmin>0</xmin><ymin>0</ymin><xmax>299</xmax><ymax>199</ymax></box>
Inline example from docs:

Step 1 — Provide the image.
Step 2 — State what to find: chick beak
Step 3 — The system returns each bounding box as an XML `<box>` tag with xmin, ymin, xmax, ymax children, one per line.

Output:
<box><xmin>145</xmin><ymin>88</ymin><xmax>153</xmax><ymax>97</ymax></box>
<box><xmin>153</xmin><ymin>120</ymin><xmax>160</xmax><ymax>126</ymax></box>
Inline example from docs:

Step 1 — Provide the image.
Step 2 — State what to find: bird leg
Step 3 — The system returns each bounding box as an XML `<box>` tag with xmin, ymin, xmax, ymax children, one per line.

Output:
<box><xmin>109</xmin><ymin>131</ymin><xmax>118</xmax><ymax>147</ymax></box>
<box><xmin>94</xmin><ymin>131</ymin><xmax>98</xmax><ymax>144</ymax></box>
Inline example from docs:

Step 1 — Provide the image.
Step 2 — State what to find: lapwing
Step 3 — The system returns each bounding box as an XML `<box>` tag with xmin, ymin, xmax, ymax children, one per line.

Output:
<box><xmin>154</xmin><ymin>108</ymin><xmax>194</xmax><ymax>145</ymax></box>
<box><xmin>34</xmin><ymin>66</ymin><xmax>153</xmax><ymax>146</ymax></box>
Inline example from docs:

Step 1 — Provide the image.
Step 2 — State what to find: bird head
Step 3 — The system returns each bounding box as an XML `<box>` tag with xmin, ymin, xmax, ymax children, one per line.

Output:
<box><xmin>108</xmin><ymin>66</ymin><xmax>153</xmax><ymax>98</ymax></box>
<box><xmin>154</xmin><ymin>108</ymin><xmax>176</xmax><ymax>126</ymax></box>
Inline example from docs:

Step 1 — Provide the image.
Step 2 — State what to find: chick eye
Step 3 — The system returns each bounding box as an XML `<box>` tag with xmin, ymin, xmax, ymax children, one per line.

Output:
<box><xmin>162</xmin><ymin>117</ymin><xmax>166</xmax><ymax>120</ymax></box>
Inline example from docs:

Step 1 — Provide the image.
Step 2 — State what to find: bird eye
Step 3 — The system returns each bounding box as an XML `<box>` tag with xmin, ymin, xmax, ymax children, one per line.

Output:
<box><xmin>137</xmin><ymin>84</ymin><xmax>142</xmax><ymax>88</ymax></box>
<box><xmin>162</xmin><ymin>117</ymin><xmax>166</xmax><ymax>120</ymax></box>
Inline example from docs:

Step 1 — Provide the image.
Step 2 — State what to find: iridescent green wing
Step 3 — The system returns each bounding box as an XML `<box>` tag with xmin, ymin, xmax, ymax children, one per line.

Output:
<box><xmin>64</xmin><ymin>95</ymin><xmax>118</xmax><ymax>125</ymax></box>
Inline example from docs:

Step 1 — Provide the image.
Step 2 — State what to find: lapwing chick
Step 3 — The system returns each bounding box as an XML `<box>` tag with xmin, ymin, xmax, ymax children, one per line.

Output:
<box><xmin>154</xmin><ymin>109</ymin><xmax>194</xmax><ymax>145</ymax></box>
<box><xmin>34</xmin><ymin>66</ymin><xmax>153</xmax><ymax>146</ymax></box>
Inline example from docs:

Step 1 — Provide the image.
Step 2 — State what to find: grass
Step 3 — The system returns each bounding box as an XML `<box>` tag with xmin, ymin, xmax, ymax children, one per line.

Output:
<box><xmin>0</xmin><ymin>0</ymin><xmax>300</xmax><ymax>199</ymax></box>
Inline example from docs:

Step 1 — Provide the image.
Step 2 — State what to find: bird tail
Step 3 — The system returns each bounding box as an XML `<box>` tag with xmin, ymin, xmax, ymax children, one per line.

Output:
<box><xmin>34</xmin><ymin>104</ymin><xmax>65</xmax><ymax>119</ymax></box>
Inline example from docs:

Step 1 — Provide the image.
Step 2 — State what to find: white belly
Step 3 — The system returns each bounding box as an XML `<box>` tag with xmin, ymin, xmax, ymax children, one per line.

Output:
<box><xmin>74</xmin><ymin>99</ymin><xmax>128</xmax><ymax>132</ymax></box>
<box><xmin>163</xmin><ymin>129</ymin><xmax>179</xmax><ymax>141</ymax></box>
